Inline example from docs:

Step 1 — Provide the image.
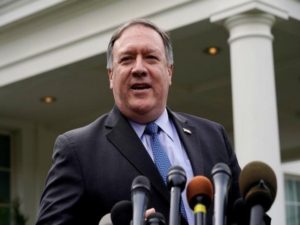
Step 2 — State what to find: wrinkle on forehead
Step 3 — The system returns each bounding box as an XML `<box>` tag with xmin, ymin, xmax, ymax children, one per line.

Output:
<box><xmin>112</xmin><ymin>25</ymin><xmax>166</xmax><ymax>58</ymax></box>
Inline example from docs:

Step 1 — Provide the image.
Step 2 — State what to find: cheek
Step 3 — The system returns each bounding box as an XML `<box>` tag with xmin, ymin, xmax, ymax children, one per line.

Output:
<box><xmin>111</xmin><ymin>73</ymin><xmax>126</xmax><ymax>93</ymax></box>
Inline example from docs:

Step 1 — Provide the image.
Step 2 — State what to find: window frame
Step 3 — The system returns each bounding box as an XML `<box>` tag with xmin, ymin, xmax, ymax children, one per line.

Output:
<box><xmin>0</xmin><ymin>130</ymin><xmax>13</xmax><ymax>225</ymax></box>
<box><xmin>285</xmin><ymin>174</ymin><xmax>300</xmax><ymax>225</ymax></box>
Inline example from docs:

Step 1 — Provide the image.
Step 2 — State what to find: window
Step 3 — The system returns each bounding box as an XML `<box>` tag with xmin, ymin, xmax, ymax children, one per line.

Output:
<box><xmin>285</xmin><ymin>175</ymin><xmax>300</xmax><ymax>225</ymax></box>
<box><xmin>0</xmin><ymin>133</ymin><xmax>11</xmax><ymax>225</ymax></box>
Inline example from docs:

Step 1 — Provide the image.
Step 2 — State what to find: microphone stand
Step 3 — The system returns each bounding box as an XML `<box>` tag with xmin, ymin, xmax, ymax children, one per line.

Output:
<box><xmin>169</xmin><ymin>187</ymin><xmax>181</xmax><ymax>225</ymax></box>
<box><xmin>194</xmin><ymin>203</ymin><xmax>206</xmax><ymax>225</ymax></box>
<box><xmin>250</xmin><ymin>205</ymin><xmax>264</xmax><ymax>225</ymax></box>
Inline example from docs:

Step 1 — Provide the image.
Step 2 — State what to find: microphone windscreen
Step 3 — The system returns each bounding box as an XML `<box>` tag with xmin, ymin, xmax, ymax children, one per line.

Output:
<box><xmin>131</xmin><ymin>175</ymin><xmax>151</xmax><ymax>193</ymax></box>
<box><xmin>186</xmin><ymin>176</ymin><xmax>213</xmax><ymax>209</ymax></box>
<box><xmin>99</xmin><ymin>213</ymin><xmax>112</xmax><ymax>225</ymax></box>
<box><xmin>110</xmin><ymin>200</ymin><xmax>132</xmax><ymax>225</ymax></box>
<box><xmin>239</xmin><ymin>161</ymin><xmax>277</xmax><ymax>211</ymax></box>
<box><xmin>232</xmin><ymin>198</ymin><xmax>250</xmax><ymax>225</ymax></box>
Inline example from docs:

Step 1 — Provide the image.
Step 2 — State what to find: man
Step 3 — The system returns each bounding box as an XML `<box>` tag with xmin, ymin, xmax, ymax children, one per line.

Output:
<box><xmin>36</xmin><ymin>19</ymin><xmax>241</xmax><ymax>225</ymax></box>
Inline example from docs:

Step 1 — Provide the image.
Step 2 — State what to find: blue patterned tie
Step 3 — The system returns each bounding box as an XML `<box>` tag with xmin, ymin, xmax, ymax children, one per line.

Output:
<box><xmin>144</xmin><ymin>122</ymin><xmax>187</xmax><ymax>221</ymax></box>
<box><xmin>144</xmin><ymin>122</ymin><xmax>171</xmax><ymax>184</ymax></box>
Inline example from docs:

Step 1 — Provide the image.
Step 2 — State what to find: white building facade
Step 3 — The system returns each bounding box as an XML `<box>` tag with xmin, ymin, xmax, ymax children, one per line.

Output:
<box><xmin>0</xmin><ymin>0</ymin><xmax>300</xmax><ymax>225</ymax></box>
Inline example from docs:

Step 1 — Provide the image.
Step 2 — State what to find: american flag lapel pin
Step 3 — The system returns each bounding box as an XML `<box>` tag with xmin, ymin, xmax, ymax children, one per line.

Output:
<box><xmin>183</xmin><ymin>128</ymin><xmax>192</xmax><ymax>134</ymax></box>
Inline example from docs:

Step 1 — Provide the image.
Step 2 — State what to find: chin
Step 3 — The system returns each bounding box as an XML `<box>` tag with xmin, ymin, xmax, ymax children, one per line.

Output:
<box><xmin>123</xmin><ymin>100</ymin><xmax>164</xmax><ymax>117</ymax></box>
<box><xmin>135</xmin><ymin>105</ymin><xmax>163</xmax><ymax>118</ymax></box>
<box><xmin>132</xmin><ymin>105</ymin><xmax>152</xmax><ymax>115</ymax></box>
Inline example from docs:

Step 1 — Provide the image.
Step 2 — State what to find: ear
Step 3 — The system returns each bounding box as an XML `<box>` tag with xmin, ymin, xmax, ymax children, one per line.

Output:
<box><xmin>108</xmin><ymin>69</ymin><xmax>113</xmax><ymax>89</ymax></box>
<box><xmin>168</xmin><ymin>65</ymin><xmax>173</xmax><ymax>85</ymax></box>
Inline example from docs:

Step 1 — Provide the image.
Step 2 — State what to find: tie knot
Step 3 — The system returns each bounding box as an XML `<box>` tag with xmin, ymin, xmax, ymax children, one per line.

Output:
<box><xmin>144</xmin><ymin>122</ymin><xmax>159</xmax><ymax>135</ymax></box>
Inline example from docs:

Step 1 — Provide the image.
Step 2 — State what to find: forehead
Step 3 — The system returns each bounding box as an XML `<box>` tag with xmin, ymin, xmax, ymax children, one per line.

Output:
<box><xmin>113</xmin><ymin>25</ymin><xmax>165</xmax><ymax>53</ymax></box>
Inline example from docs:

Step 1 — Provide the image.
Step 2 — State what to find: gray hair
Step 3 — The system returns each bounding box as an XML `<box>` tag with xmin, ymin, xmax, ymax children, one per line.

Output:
<box><xmin>106</xmin><ymin>18</ymin><xmax>173</xmax><ymax>69</ymax></box>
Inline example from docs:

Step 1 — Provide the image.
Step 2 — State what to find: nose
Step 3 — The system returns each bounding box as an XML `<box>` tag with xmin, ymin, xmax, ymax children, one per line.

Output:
<box><xmin>132</xmin><ymin>55</ymin><xmax>147</xmax><ymax>77</ymax></box>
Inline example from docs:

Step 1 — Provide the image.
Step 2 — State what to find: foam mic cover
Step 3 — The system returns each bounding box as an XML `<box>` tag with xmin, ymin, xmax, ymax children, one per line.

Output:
<box><xmin>239</xmin><ymin>161</ymin><xmax>277</xmax><ymax>211</ymax></box>
<box><xmin>110</xmin><ymin>200</ymin><xmax>133</xmax><ymax>225</ymax></box>
<box><xmin>232</xmin><ymin>198</ymin><xmax>250</xmax><ymax>225</ymax></box>
<box><xmin>186</xmin><ymin>176</ymin><xmax>213</xmax><ymax>210</ymax></box>
<box><xmin>99</xmin><ymin>213</ymin><xmax>113</xmax><ymax>225</ymax></box>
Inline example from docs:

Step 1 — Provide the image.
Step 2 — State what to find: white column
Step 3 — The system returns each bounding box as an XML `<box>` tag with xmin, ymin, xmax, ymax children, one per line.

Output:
<box><xmin>224</xmin><ymin>13</ymin><xmax>285</xmax><ymax>225</ymax></box>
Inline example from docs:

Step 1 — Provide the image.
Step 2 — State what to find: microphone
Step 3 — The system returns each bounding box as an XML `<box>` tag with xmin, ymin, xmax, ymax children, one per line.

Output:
<box><xmin>239</xmin><ymin>161</ymin><xmax>277</xmax><ymax>225</ymax></box>
<box><xmin>131</xmin><ymin>175</ymin><xmax>151</xmax><ymax>225</ymax></box>
<box><xmin>99</xmin><ymin>213</ymin><xmax>113</xmax><ymax>225</ymax></box>
<box><xmin>231</xmin><ymin>198</ymin><xmax>250</xmax><ymax>225</ymax></box>
<box><xmin>167</xmin><ymin>165</ymin><xmax>187</xmax><ymax>225</ymax></box>
<box><xmin>186</xmin><ymin>176</ymin><xmax>213</xmax><ymax>225</ymax></box>
<box><xmin>146</xmin><ymin>212</ymin><xmax>166</xmax><ymax>225</ymax></box>
<box><xmin>211</xmin><ymin>163</ymin><xmax>232</xmax><ymax>225</ymax></box>
<box><xmin>110</xmin><ymin>200</ymin><xmax>133</xmax><ymax>225</ymax></box>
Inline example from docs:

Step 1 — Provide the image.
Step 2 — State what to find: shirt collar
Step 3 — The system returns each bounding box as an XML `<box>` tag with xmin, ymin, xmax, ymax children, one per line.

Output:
<box><xmin>155</xmin><ymin>109</ymin><xmax>174</xmax><ymax>141</ymax></box>
<box><xmin>129</xmin><ymin>109</ymin><xmax>174</xmax><ymax>141</ymax></box>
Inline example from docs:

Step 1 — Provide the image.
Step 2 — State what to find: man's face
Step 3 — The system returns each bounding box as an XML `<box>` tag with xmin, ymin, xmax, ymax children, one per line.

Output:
<box><xmin>108</xmin><ymin>25</ymin><xmax>173</xmax><ymax>123</ymax></box>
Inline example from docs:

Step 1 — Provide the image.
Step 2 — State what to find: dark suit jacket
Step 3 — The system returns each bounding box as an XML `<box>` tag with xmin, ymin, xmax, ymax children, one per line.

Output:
<box><xmin>36</xmin><ymin>106</ymin><xmax>241</xmax><ymax>225</ymax></box>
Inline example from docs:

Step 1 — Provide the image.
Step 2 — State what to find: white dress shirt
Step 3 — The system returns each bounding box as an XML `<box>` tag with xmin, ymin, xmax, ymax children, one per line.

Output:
<box><xmin>129</xmin><ymin>109</ymin><xmax>194</xmax><ymax>225</ymax></box>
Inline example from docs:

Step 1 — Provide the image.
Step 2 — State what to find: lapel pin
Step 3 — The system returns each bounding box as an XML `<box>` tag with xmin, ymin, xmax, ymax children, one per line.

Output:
<box><xmin>183</xmin><ymin>128</ymin><xmax>192</xmax><ymax>134</ymax></box>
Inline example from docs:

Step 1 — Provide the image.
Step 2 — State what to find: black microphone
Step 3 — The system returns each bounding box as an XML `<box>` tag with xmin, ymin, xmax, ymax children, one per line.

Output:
<box><xmin>167</xmin><ymin>165</ymin><xmax>187</xmax><ymax>225</ymax></box>
<box><xmin>211</xmin><ymin>162</ymin><xmax>232</xmax><ymax>225</ymax></box>
<box><xmin>146</xmin><ymin>212</ymin><xmax>166</xmax><ymax>225</ymax></box>
<box><xmin>110</xmin><ymin>200</ymin><xmax>133</xmax><ymax>225</ymax></box>
<box><xmin>186</xmin><ymin>176</ymin><xmax>214</xmax><ymax>225</ymax></box>
<box><xmin>231</xmin><ymin>197</ymin><xmax>250</xmax><ymax>225</ymax></box>
<box><xmin>239</xmin><ymin>161</ymin><xmax>277</xmax><ymax>225</ymax></box>
<box><xmin>131</xmin><ymin>175</ymin><xmax>151</xmax><ymax>225</ymax></box>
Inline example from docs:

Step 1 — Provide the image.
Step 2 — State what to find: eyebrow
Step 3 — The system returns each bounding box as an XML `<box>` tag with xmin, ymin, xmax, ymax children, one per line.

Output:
<box><xmin>120</xmin><ymin>50</ymin><xmax>163</xmax><ymax>62</ymax></box>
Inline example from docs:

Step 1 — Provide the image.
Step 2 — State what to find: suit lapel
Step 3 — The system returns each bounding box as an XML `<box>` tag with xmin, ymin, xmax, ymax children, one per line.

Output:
<box><xmin>105</xmin><ymin>107</ymin><xmax>170</xmax><ymax>202</ymax></box>
<box><xmin>169</xmin><ymin>110</ymin><xmax>205</xmax><ymax>176</ymax></box>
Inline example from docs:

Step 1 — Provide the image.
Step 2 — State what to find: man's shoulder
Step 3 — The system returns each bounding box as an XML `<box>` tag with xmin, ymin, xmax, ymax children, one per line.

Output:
<box><xmin>171</xmin><ymin>111</ymin><xmax>223</xmax><ymax>129</ymax></box>
<box><xmin>60</xmin><ymin>112</ymin><xmax>110</xmax><ymax>140</ymax></box>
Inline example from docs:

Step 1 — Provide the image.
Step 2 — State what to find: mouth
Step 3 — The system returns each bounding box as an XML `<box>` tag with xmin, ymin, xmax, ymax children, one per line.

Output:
<box><xmin>131</xmin><ymin>83</ymin><xmax>151</xmax><ymax>90</ymax></box>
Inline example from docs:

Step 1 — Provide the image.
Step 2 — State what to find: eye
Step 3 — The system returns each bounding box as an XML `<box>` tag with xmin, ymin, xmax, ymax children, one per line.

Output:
<box><xmin>148</xmin><ymin>55</ymin><xmax>157</xmax><ymax>59</ymax></box>
<box><xmin>146</xmin><ymin>55</ymin><xmax>159</xmax><ymax>62</ymax></box>
<box><xmin>119</xmin><ymin>56</ymin><xmax>133</xmax><ymax>64</ymax></box>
